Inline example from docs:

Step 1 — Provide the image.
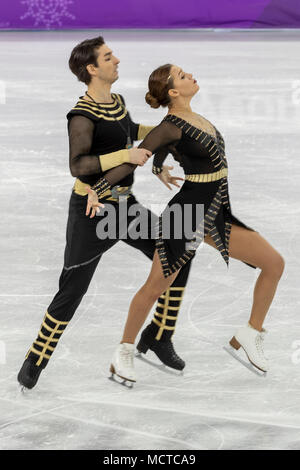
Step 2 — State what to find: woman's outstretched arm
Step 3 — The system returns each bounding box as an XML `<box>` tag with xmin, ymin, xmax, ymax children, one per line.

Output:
<box><xmin>91</xmin><ymin>121</ymin><xmax>182</xmax><ymax>198</ymax></box>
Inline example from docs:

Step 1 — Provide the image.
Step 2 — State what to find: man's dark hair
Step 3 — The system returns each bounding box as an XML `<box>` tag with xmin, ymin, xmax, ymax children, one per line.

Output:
<box><xmin>69</xmin><ymin>36</ymin><xmax>105</xmax><ymax>85</ymax></box>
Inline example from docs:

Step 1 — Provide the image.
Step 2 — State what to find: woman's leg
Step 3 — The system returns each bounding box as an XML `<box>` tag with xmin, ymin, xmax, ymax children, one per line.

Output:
<box><xmin>121</xmin><ymin>250</ymin><xmax>179</xmax><ymax>343</ymax></box>
<box><xmin>204</xmin><ymin>224</ymin><xmax>285</xmax><ymax>331</ymax></box>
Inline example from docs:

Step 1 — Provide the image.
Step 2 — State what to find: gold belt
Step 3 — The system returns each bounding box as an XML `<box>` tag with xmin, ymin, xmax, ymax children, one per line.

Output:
<box><xmin>185</xmin><ymin>168</ymin><xmax>228</xmax><ymax>183</ymax></box>
<box><xmin>73</xmin><ymin>178</ymin><xmax>132</xmax><ymax>202</ymax></box>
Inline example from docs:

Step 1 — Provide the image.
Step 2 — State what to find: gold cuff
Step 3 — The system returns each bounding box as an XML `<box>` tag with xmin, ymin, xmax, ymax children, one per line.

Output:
<box><xmin>92</xmin><ymin>178</ymin><xmax>110</xmax><ymax>198</ymax></box>
<box><xmin>99</xmin><ymin>149</ymin><xmax>130</xmax><ymax>172</ymax></box>
<box><xmin>137</xmin><ymin>124</ymin><xmax>154</xmax><ymax>140</ymax></box>
<box><xmin>73</xmin><ymin>178</ymin><xmax>132</xmax><ymax>201</ymax></box>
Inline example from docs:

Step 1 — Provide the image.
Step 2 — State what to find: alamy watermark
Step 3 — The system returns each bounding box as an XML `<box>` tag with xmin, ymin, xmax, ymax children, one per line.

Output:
<box><xmin>187</xmin><ymin>78</ymin><xmax>300</xmax><ymax>128</ymax></box>
<box><xmin>95</xmin><ymin>198</ymin><xmax>205</xmax><ymax>253</ymax></box>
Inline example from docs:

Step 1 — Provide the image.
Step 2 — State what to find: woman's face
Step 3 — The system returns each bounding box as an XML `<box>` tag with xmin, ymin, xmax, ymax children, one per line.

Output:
<box><xmin>169</xmin><ymin>65</ymin><xmax>199</xmax><ymax>100</ymax></box>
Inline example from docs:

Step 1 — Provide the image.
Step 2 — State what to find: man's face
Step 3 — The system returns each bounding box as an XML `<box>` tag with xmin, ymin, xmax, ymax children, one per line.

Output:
<box><xmin>90</xmin><ymin>43</ymin><xmax>120</xmax><ymax>84</ymax></box>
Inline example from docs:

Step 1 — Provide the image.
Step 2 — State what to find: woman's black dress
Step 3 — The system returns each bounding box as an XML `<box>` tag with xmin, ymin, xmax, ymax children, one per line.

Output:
<box><xmin>93</xmin><ymin>114</ymin><xmax>258</xmax><ymax>278</ymax></box>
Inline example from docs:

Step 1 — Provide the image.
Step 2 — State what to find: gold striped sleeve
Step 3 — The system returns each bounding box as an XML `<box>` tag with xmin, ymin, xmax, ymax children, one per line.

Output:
<box><xmin>137</xmin><ymin>124</ymin><xmax>155</xmax><ymax>140</ymax></box>
<box><xmin>99</xmin><ymin>149</ymin><xmax>130</xmax><ymax>172</ymax></box>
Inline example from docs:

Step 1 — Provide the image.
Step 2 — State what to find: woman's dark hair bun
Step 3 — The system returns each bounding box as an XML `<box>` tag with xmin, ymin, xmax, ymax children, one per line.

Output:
<box><xmin>145</xmin><ymin>64</ymin><xmax>173</xmax><ymax>109</ymax></box>
<box><xmin>145</xmin><ymin>91</ymin><xmax>160</xmax><ymax>109</ymax></box>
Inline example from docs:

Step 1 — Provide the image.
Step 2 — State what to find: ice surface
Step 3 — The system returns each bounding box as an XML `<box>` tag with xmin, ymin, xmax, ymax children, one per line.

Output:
<box><xmin>0</xmin><ymin>30</ymin><xmax>300</xmax><ymax>450</ymax></box>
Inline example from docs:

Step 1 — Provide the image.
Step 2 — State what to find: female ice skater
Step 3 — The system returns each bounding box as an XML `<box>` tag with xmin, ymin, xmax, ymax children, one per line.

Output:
<box><xmin>87</xmin><ymin>63</ymin><xmax>285</xmax><ymax>382</ymax></box>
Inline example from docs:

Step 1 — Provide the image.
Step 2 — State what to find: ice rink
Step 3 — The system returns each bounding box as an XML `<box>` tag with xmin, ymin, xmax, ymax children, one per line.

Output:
<box><xmin>0</xmin><ymin>29</ymin><xmax>300</xmax><ymax>450</ymax></box>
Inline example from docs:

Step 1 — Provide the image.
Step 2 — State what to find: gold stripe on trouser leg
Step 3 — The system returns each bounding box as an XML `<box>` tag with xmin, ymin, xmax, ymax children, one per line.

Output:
<box><xmin>153</xmin><ymin>287</ymin><xmax>185</xmax><ymax>340</ymax></box>
<box><xmin>25</xmin><ymin>311</ymin><xmax>69</xmax><ymax>367</ymax></box>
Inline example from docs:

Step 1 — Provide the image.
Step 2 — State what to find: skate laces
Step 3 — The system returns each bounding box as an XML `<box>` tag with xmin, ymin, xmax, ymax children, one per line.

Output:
<box><xmin>255</xmin><ymin>333</ymin><xmax>267</xmax><ymax>360</ymax></box>
<box><xmin>120</xmin><ymin>347</ymin><xmax>134</xmax><ymax>367</ymax></box>
<box><xmin>166</xmin><ymin>341</ymin><xmax>180</xmax><ymax>361</ymax></box>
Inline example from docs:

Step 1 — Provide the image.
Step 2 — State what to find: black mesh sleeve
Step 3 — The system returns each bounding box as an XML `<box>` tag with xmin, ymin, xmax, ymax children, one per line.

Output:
<box><xmin>152</xmin><ymin>147</ymin><xmax>169</xmax><ymax>174</ymax></box>
<box><xmin>153</xmin><ymin>143</ymin><xmax>183</xmax><ymax>174</ymax></box>
<box><xmin>68</xmin><ymin>115</ymin><xmax>101</xmax><ymax>177</ymax></box>
<box><xmin>137</xmin><ymin>121</ymin><xmax>181</xmax><ymax>153</ymax></box>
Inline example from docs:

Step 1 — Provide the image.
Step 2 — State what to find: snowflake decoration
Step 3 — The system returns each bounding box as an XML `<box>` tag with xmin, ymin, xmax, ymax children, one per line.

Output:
<box><xmin>21</xmin><ymin>0</ymin><xmax>75</xmax><ymax>29</ymax></box>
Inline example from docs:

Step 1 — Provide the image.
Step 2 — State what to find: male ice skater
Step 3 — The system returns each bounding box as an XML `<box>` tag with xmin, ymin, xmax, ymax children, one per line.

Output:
<box><xmin>18</xmin><ymin>36</ymin><xmax>193</xmax><ymax>389</ymax></box>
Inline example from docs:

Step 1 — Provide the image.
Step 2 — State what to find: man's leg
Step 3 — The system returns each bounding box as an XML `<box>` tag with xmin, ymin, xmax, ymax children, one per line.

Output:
<box><xmin>24</xmin><ymin>256</ymin><xmax>102</xmax><ymax>369</ymax></box>
<box><xmin>18</xmin><ymin>193</ymin><xmax>117</xmax><ymax>388</ymax></box>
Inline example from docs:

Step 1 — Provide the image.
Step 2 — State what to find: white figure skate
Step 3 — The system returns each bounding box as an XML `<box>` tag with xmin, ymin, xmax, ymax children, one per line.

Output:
<box><xmin>224</xmin><ymin>323</ymin><xmax>269</xmax><ymax>376</ymax></box>
<box><xmin>109</xmin><ymin>343</ymin><xmax>136</xmax><ymax>387</ymax></box>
